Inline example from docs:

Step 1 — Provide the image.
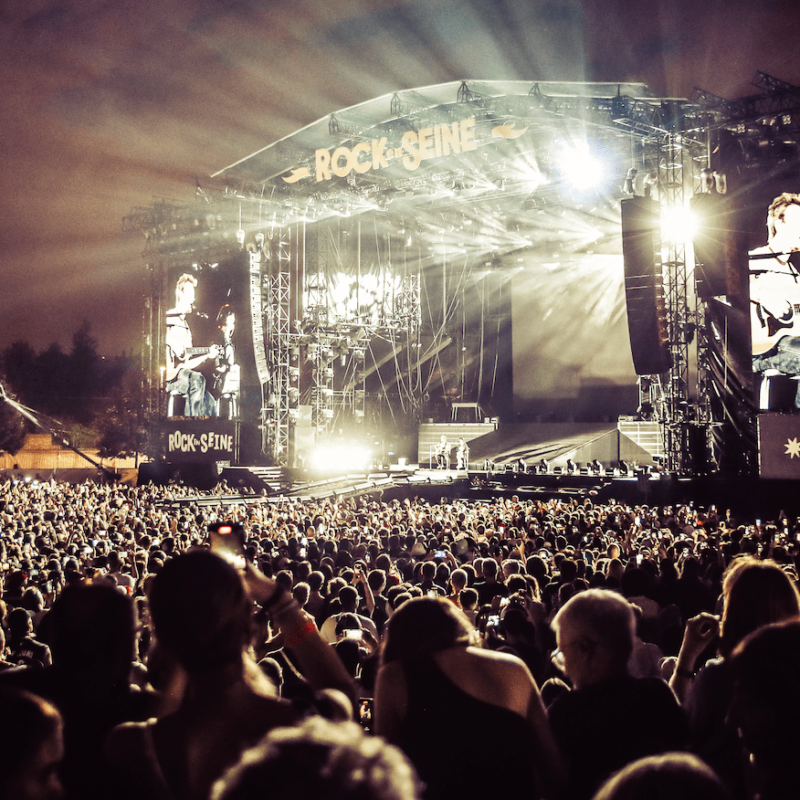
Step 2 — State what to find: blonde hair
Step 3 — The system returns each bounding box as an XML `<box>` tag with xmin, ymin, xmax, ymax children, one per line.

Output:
<box><xmin>767</xmin><ymin>192</ymin><xmax>800</xmax><ymax>240</ymax></box>
<box><xmin>175</xmin><ymin>273</ymin><xmax>197</xmax><ymax>303</ymax></box>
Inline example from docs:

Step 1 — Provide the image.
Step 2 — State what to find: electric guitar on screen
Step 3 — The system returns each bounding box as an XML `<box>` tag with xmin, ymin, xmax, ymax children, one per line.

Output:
<box><xmin>166</xmin><ymin>346</ymin><xmax>218</xmax><ymax>382</ymax></box>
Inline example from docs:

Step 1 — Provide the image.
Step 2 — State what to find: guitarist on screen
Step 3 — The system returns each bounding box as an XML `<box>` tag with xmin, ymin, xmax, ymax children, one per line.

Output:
<box><xmin>751</xmin><ymin>193</ymin><xmax>800</xmax><ymax>409</ymax></box>
<box><xmin>165</xmin><ymin>273</ymin><xmax>218</xmax><ymax>416</ymax></box>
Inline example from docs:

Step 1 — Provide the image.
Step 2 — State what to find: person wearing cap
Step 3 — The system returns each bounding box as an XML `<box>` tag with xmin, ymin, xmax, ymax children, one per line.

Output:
<box><xmin>319</xmin><ymin>586</ymin><xmax>379</xmax><ymax>644</ymax></box>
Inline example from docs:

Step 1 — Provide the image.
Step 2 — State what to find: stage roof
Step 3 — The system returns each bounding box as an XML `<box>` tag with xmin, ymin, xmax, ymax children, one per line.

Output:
<box><xmin>187</xmin><ymin>80</ymin><xmax>697</xmax><ymax>275</ymax></box>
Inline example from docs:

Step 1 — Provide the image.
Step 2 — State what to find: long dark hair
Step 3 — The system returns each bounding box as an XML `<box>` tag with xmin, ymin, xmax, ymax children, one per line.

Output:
<box><xmin>380</xmin><ymin>597</ymin><xmax>479</xmax><ymax>666</ymax></box>
<box><xmin>720</xmin><ymin>557</ymin><xmax>800</xmax><ymax>658</ymax></box>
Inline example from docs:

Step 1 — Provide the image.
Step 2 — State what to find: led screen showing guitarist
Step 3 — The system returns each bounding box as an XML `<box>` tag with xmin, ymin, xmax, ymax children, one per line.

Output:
<box><xmin>751</xmin><ymin>193</ymin><xmax>800</xmax><ymax>409</ymax></box>
<box><xmin>165</xmin><ymin>273</ymin><xmax>218</xmax><ymax>416</ymax></box>
<box><xmin>213</xmin><ymin>305</ymin><xmax>241</xmax><ymax>418</ymax></box>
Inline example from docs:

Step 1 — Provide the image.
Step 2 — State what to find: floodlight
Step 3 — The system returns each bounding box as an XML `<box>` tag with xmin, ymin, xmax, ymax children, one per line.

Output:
<box><xmin>661</xmin><ymin>204</ymin><xmax>698</xmax><ymax>244</ymax></box>
<box><xmin>560</xmin><ymin>146</ymin><xmax>604</xmax><ymax>190</ymax></box>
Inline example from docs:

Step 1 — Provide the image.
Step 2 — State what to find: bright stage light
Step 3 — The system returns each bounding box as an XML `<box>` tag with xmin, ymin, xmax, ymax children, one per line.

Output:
<box><xmin>560</xmin><ymin>146</ymin><xmax>605</xmax><ymax>191</ymax></box>
<box><xmin>309</xmin><ymin>444</ymin><xmax>373</xmax><ymax>472</ymax></box>
<box><xmin>661</xmin><ymin>204</ymin><xmax>698</xmax><ymax>244</ymax></box>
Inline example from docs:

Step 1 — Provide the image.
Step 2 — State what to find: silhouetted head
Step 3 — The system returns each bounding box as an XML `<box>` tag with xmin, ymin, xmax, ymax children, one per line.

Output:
<box><xmin>49</xmin><ymin>582</ymin><xmax>135</xmax><ymax>681</ymax></box>
<box><xmin>719</xmin><ymin>557</ymin><xmax>800</xmax><ymax>658</ymax></box>
<box><xmin>593</xmin><ymin>752</ymin><xmax>729</xmax><ymax>800</ymax></box>
<box><xmin>212</xmin><ymin>717</ymin><xmax>421</xmax><ymax>800</ymax></box>
<box><xmin>0</xmin><ymin>688</ymin><xmax>64</xmax><ymax>800</ymax></box>
<box><xmin>148</xmin><ymin>550</ymin><xmax>250</xmax><ymax>674</ymax></box>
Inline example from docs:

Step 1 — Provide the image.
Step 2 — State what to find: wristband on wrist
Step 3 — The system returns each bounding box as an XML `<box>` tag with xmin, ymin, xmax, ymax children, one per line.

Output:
<box><xmin>675</xmin><ymin>665</ymin><xmax>695</xmax><ymax>680</ymax></box>
<box><xmin>283</xmin><ymin>620</ymin><xmax>317</xmax><ymax>648</ymax></box>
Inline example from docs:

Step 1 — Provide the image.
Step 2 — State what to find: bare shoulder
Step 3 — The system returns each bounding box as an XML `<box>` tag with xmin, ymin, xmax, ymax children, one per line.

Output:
<box><xmin>465</xmin><ymin>646</ymin><xmax>532</xmax><ymax>675</ymax></box>
<box><xmin>435</xmin><ymin>647</ymin><xmax>536</xmax><ymax>717</ymax></box>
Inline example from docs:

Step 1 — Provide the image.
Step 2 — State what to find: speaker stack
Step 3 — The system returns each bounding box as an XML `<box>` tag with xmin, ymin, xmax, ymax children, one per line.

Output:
<box><xmin>621</xmin><ymin>197</ymin><xmax>673</xmax><ymax>376</ymax></box>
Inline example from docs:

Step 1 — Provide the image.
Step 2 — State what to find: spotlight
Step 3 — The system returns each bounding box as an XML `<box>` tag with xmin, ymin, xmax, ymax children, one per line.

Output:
<box><xmin>661</xmin><ymin>204</ymin><xmax>698</xmax><ymax>244</ymax></box>
<box><xmin>560</xmin><ymin>145</ymin><xmax>604</xmax><ymax>191</ymax></box>
<box><xmin>538</xmin><ymin>458</ymin><xmax>549</xmax><ymax>474</ymax></box>
<box><xmin>618</xmin><ymin>460</ymin><xmax>629</xmax><ymax>476</ymax></box>
<box><xmin>566</xmin><ymin>458</ymin><xmax>576</xmax><ymax>474</ymax></box>
<box><xmin>309</xmin><ymin>444</ymin><xmax>372</xmax><ymax>472</ymax></box>
<box><xmin>591</xmin><ymin>459</ymin><xmax>602</xmax><ymax>475</ymax></box>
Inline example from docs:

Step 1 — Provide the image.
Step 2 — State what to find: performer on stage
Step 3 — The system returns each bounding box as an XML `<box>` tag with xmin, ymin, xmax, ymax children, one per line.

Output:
<box><xmin>750</xmin><ymin>193</ymin><xmax>800</xmax><ymax>409</ymax></box>
<box><xmin>436</xmin><ymin>435</ymin><xmax>449</xmax><ymax>469</ymax></box>
<box><xmin>456</xmin><ymin>437</ymin><xmax>469</xmax><ymax>470</ymax></box>
<box><xmin>213</xmin><ymin>305</ymin><xmax>241</xmax><ymax>418</ymax></box>
<box><xmin>165</xmin><ymin>273</ymin><xmax>218</xmax><ymax>417</ymax></box>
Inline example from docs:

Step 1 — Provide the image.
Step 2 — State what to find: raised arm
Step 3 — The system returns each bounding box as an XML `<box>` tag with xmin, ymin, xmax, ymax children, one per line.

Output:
<box><xmin>244</xmin><ymin>563</ymin><xmax>356</xmax><ymax>709</ymax></box>
<box><xmin>669</xmin><ymin>612</ymin><xmax>720</xmax><ymax>703</ymax></box>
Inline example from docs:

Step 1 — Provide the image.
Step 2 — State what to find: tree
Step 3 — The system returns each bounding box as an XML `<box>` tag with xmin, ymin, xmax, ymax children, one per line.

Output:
<box><xmin>67</xmin><ymin>320</ymin><xmax>100</xmax><ymax>423</ymax></box>
<box><xmin>94</xmin><ymin>364</ymin><xmax>148</xmax><ymax>458</ymax></box>
<box><xmin>31</xmin><ymin>342</ymin><xmax>71</xmax><ymax>420</ymax></box>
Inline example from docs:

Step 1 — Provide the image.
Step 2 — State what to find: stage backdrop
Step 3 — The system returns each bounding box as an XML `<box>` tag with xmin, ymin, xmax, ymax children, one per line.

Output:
<box><xmin>511</xmin><ymin>247</ymin><xmax>637</xmax><ymax>420</ymax></box>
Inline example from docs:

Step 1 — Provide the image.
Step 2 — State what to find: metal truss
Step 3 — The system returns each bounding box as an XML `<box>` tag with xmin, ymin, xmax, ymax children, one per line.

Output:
<box><xmin>694</xmin><ymin>71</ymin><xmax>800</xmax><ymax>125</ymax></box>
<box><xmin>302</xmin><ymin>227</ymin><xmax>335</xmax><ymax>439</ymax></box>
<box><xmin>142</xmin><ymin>258</ymin><xmax>165</xmax><ymax>434</ymax></box>
<box><xmin>263</xmin><ymin>229</ymin><xmax>293</xmax><ymax>463</ymax></box>
<box><xmin>641</xmin><ymin>130</ymin><xmax>709</xmax><ymax>473</ymax></box>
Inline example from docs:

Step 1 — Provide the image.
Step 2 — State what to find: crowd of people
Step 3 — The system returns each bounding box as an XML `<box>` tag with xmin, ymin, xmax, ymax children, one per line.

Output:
<box><xmin>2</xmin><ymin>473</ymin><xmax>800</xmax><ymax>800</ymax></box>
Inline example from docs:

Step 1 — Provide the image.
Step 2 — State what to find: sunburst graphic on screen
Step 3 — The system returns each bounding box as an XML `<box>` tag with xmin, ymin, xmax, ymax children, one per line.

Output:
<box><xmin>786</xmin><ymin>438</ymin><xmax>800</xmax><ymax>458</ymax></box>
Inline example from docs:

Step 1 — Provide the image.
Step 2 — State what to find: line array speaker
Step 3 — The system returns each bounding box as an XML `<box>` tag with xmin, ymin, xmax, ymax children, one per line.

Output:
<box><xmin>621</xmin><ymin>197</ymin><xmax>672</xmax><ymax>376</ymax></box>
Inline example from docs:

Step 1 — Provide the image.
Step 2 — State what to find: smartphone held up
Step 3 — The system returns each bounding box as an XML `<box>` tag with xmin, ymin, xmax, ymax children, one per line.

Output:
<box><xmin>208</xmin><ymin>521</ymin><xmax>246</xmax><ymax>570</ymax></box>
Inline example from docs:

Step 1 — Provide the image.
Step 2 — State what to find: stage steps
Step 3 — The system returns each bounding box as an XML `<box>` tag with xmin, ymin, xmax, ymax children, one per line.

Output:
<box><xmin>617</xmin><ymin>421</ymin><xmax>664</xmax><ymax>459</ymax></box>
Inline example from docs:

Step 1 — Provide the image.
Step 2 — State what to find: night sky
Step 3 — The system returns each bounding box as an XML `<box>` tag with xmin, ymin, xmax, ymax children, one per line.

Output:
<box><xmin>2</xmin><ymin>0</ymin><xmax>799</xmax><ymax>357</ymax></box>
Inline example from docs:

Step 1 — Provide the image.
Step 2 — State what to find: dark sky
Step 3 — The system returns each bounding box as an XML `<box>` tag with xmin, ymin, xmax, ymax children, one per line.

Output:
<box><xmin>1</xmin><ymin>0</ymin><xmax>799</xmax><ymax>356</ymax></box>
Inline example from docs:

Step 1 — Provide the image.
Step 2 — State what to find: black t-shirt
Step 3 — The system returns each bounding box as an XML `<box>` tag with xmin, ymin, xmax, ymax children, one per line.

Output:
<box><xmin>474</xmin><ymin>578</ymin><xmax>509</xmax><ymax>606</ymax></box>
<box><xmin>398</xmin><ymin>655</ymin><xmax>541</xmax><ymax>800</ymax></box>
<box><xmin>548</xmin><ymin>674</ymin><xmax>688</xmax><ymax>800</ymax></box>
<box><xmin>8</xmin><ymin>634</ymin><xmax>50</xmax><ymax>668</ymax></box>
